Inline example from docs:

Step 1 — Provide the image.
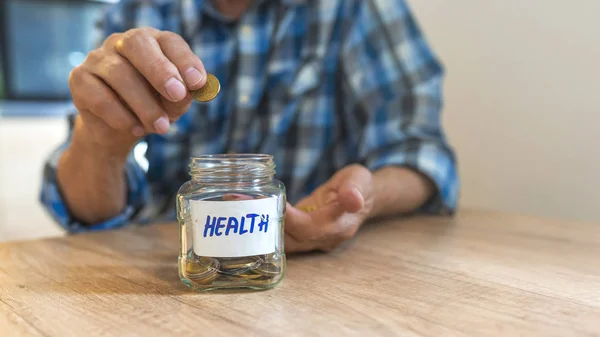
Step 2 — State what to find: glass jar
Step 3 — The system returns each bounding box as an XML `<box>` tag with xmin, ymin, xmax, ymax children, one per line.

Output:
<box><xmin>176</xmin><ymin>154</ymin><xmax>286</xmax><ymax>291</ymax></box>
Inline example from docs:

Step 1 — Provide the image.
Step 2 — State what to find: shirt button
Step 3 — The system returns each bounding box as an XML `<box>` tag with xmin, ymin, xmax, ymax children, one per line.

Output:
<box><xmin>241</xmin><ymin>25</ymin><xmax>252</xmax><ymax>36</ymax></box>
<box><xmin>166</xmin><ymin>124</ymin><xmax>178</xmax><ymax>135</ymax></box>
<box><xmin>239</xmin><ymin>95</ymin><xmax>249</xmax><ymax>104</ymax></box>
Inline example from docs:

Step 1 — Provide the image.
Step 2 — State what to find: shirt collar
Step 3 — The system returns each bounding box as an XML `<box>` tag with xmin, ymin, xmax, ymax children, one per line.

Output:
<box><xmin>193</xmin><ymin>0</ymin><xmax>307</xmax><ymax>23</ymax></box>
<box><xmin>280</xmin><ymin>0</ymin><xmax>308</xmax><ymax>5</ymax></box>
<box><xmin>197</xmin><ymin>0</ymin><xmax>245</xmax><ymax>23</ymax></box>
<box><xmin>198</xmin><ymin>0</ymin><xmax>308</xmax><ymax>7</ymax></box>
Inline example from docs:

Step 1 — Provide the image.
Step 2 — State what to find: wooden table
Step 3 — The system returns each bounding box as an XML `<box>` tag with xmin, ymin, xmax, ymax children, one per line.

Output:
<box><xmin>1</xmin><ymin>210</ymin><xmax>599</xmax><ymax>337</ymax></box>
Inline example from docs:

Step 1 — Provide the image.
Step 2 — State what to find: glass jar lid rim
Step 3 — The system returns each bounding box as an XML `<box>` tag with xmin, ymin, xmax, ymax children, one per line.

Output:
<box><xmin>189</xmin><ymin>154</ymin><xmax>276</xmax><ymax>179</ymax></box>
<box><xmin>191</xmin><ymin>153</ymin><xmax>273</xmax><ymax>161</ymax></box>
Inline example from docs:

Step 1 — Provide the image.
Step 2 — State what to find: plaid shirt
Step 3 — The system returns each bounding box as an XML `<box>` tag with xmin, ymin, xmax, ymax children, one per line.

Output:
<box><xmin>40</xmin><ymin>0</ymin><xmax>459</xmax><ymax>233</ymax></box>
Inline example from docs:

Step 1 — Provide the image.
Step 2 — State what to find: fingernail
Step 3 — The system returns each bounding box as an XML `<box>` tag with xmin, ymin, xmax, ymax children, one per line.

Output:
<box><xmin>353</xmin><ymin>187</ymin><xmax>364</xmax><ymax>201</ymax></box>
<box><xmin>353</xmin><ymin>187</ymin><xmax>365</xmax><ymax>207</ymax></box>
<box><xmin>153</xmin><ymin>116</ymin><xmax>170</xmax><ymax>134</ymax></box>
<box><xmin>131</xmin><ymin>125</ymin><xmax>145</xmax><ymax>137</ymax></box>
<box><xmin>165</xmin><ymin>77</ymin><xmax>187</xmax><ymax>101</ymax></box>
<box><xmin>184</xmin><ymin>68</ymin><xmax>203</xmax><ymax>88</ymax></box>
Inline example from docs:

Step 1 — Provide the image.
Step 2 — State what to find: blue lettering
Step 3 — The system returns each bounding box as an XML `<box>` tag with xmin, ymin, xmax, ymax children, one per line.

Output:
<box><xmin>239</xmin><ymin>216</ymin><xmax>248</xmax><ymax>235</ymax></box>
<box><xmin>258</xmin><ymin>214</ymin><xmax>269</xmax><ymax>233</ymax></box>
<box><xmin>246</xmin><ymin>213</ymin><xmax>259</xmax><ymax>233</ymax></box>
<box><xmin>225</xmin><ymin>217</ymin><xmax>239</xmax><ymax>236</ymax></box>
<box><xmin>215</xmin><ymin>217</ymin><xmax>226</xmax><ymax>236</ymax></box>
<box><xmin>203</xmin><ymin>216</ymin><xmax>216</xmax><ymax>237</ymax></box>
<box><xmin>203</xmin><ymin>213</ymin><xmax>272</xmax><ymax>237</ymax></box>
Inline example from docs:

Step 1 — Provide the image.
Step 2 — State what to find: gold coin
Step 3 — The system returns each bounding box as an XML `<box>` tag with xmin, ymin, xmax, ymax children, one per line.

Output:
<box><xmin>185</xmin><ymin>257</ymin><xmax>220</xmax><ymax>284</ymax></box>
<box><xmin>190</xmin><ymin>73</ymin><xmax>220</xmax><ymax>102</ymax></box>
<box><xmin>194</xmin><ymin>271</ymin><xmax>220</xmax><ymax>285</ymax></box>
<box><xmin>185</xmin><ymin>257</ymin><xmax>211</xmax><ymax>274</ymax></box>
<box><xmin>237</xmin><ymin>272</ymin><xmax>265</xmax><ymax>280</ymax></box>
<box><xmin>198</xmin><ymin>256</ymin><xmax>218</xmax><ymax>266</ymax></box>
<box><xmin>297</xmin><ymin>205</ymin><xmax>317</xmax><ymax>213</ymax></box>
<box><xmin>254</xmin><ymin>262</ymin><xmax>282</xmax><ymax>277</ymax></box>
<box><xmin>247</xmin><ymin>275</ymin><xmax>276</xmax><ymax>286</ymax></box>
<box><xmin>221</xmin><ymin>272</ymin><xmax>264</xmax><ymax>281</ymax></box>
<box><xmin>219</xmin><ymin>256</ymin><xmax>262</xmax><ymax>272</ymax></box>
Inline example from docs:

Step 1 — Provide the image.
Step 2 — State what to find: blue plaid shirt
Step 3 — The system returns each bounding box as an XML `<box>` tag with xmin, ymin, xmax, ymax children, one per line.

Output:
<box><xmin>40</xmin><ymin>0</ymin><xmax>459</xmax><ymax>233</ymax></box>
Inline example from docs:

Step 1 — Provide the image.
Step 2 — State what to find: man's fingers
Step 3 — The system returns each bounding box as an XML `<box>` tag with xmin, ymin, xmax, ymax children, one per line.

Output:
<box><xmin>286</xmin><ymin>202</ymin><xmax>346</xmax><ymax>239</ymax></box>
<box><xmin>98</xmin><ymin>29</ymin><xmax>204</xmax><ymax>132</ymax></box>
<box><xmin>158</xmin><ymin>32</ymin><xmax>207</xmax><ymax>90</ymax></box>
<box><xmin>115</xmin><ymin>29</ymin><xmax>188</xmax><ymax>103</ymax></box>
<box><xmin>337</xmin><ymin>183</ymin><xmax>364</xmax><ymax>213</ymax></box>
<box><xmin>284</xmin><ymin>226</ymin><xmax>346</xmax><ymax>253</ymax></box>
<box><xmin>284</xmin><ymin>203</ymin><xmax>317</xmax><ymax>241</ymax></box>
<box><xmin>69</xmin><ymin>69</ymin><xmax>140</xmax><ymax>132</ymax></box>
<box><xmin>284</xmin><ymin>164</ymin><xmax>375</xmax><ymax>254</ymax></box>
<box><xmin>285</xmin><ymin>233</ymin><xmax>311</xmax><ymax>253</ymax></box>
<box><xmin>286</xmin><ymin>201</ymin><xmax>362</xmax><ymax>253</ymax></box>
<box><xmin>88</xmin><ymin>52</ymin><xmax>170</xmax><ymax>134</ymax></box>
<box><xmin>285</xmin><ymin>232</ymin><xmax>334</xmax><ymax>253</ymax></box>
<box><xmin>160</xmin><ymin>95</ymin><xmax>193</xmax><ymax>123</ymax></box>
<box><xmin>78</xmin><ymin>109</ymin><xmax>141</xmax><ymax>146</ymax></box>
<box><xmin>331</xmin><ymin>164</ymin><xmax>372</xmax><ymax>213</ymax></box>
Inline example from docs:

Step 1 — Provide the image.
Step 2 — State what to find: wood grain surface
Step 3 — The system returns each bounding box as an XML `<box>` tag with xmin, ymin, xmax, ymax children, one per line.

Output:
<box><xmin>1</xmin><ymin>209</ymin><xmax>599</xmax><ymax>337</ymax></box>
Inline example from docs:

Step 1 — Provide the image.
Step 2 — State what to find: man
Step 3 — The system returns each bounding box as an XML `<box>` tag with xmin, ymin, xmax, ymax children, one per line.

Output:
<box><xmin>40</xmin><ymin>0</ymin><xmax>459</xmax><ymax>253</ymax></box>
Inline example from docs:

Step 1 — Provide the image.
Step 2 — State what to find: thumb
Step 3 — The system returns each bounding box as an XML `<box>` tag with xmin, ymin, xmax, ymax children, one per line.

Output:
<box><xmin>337</xmin><ymin>184</ymin><xmax>364</xmax><ymax>213</ymax></box>
<box><xmin>334</xmin><ymin>165</ymin><xmax>372</xmax><ymax>214</ymax></box>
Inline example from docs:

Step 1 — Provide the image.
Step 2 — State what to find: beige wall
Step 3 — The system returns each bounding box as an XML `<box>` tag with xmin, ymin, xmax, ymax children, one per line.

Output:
<box><xmin>408</xmin><ymin>0</ymin><xmax>600</xmax><ymax>222</ymax></box>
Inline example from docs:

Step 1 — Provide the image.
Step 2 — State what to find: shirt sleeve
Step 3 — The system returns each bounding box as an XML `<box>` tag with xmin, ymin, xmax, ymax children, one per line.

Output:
<box><xmin>340</xmin><ymin>0</ymin><xmax>459</xmax><ymax>214</ymax></box>
<box><xmin>39</xmin><ymin>116</ymin><xmax>149</xmax><ymax>233</ymax></box>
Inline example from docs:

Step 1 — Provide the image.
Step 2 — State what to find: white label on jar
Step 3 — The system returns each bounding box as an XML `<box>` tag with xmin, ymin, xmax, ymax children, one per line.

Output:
<box><xmin>191</xmin><ymin>197</ymin><xmax>279</xmax><ymax>257</ymax></box>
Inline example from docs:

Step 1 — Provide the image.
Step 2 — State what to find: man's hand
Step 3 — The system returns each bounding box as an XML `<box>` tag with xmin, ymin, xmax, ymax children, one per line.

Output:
<box><xmin>58</xmin><ymin>28</ymin><xmax>206</xmax><ymax>224</ymax></box>
<box><xmin>284</xmin><ymin>164</ymin><xmax>374</xmax><ymax>253</ymax></box>
<box><xmin>68</xmin><ymin>27</ymin><xmax>206</xmax><ymax>156</ymax></box>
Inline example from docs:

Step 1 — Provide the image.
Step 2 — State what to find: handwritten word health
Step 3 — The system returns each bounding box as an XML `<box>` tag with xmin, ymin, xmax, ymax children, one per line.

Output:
<box><xmin>203</xmin><ymin>213</ymin><xmax>270</xmax><ymax>237</ymax></box>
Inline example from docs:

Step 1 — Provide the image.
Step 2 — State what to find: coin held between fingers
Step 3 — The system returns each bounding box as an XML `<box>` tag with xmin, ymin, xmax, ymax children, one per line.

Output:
<box><xmin>298</xmin><ymin>205</ymin><xmax>317</xmax><ymax>213</ymax></box>
<box><xmin>190</xmin><ymin>73</ymin><xmax>220</xmax><ymax>102</ymax></box>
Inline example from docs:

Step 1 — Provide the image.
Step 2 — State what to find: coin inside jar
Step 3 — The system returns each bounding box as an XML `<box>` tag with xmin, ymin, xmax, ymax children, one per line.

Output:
<box><xmin>254</xmin><ymin>261</ymin><xmax>282</xmax><ymax>277</ymax></box>
<box><xmin>219</xmin><ymin>256</ymin><xmax>262</xmax><ymax>274</ymax></box>
<box><xmin>190</xmin><ymin>73</ymin><xmax>220</xmax><ymax>102</ymax></box>
<box><xmin>185</xmin><ymin>257</ymin><xmax>220</xmax><ymax>284</ymax></box>
<box><xmin>220</xmin><ymin>273</ymin><xmax>264</xmax><ymax>281</ymax></box>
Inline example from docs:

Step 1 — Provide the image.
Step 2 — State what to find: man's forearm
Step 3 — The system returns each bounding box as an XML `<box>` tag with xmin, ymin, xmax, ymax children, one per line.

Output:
<box><xmin>56</xmin><ymin>134</ymin><xmax>128</xmax><ymax>225</ymax></box>
<box><xmin>368</xmin><ymin>166</ymin><xmax>435</xmax><ymax>219</ymax></box>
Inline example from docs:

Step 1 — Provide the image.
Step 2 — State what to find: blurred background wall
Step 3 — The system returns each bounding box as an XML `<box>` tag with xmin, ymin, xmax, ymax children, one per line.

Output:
<box><xmin>0</xmin><ymin>0</ymin><xmax>112</xmax><ymax>241</ymax></box>
<box><xmin>408</xmin><ymin>0</ymin><xmax>600</xmax><ymax>222</ymax></box>
<box><xmin>1</xmin><ymin>0</ymin><xmax>599</xmax><ymax>243</ymax></box>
